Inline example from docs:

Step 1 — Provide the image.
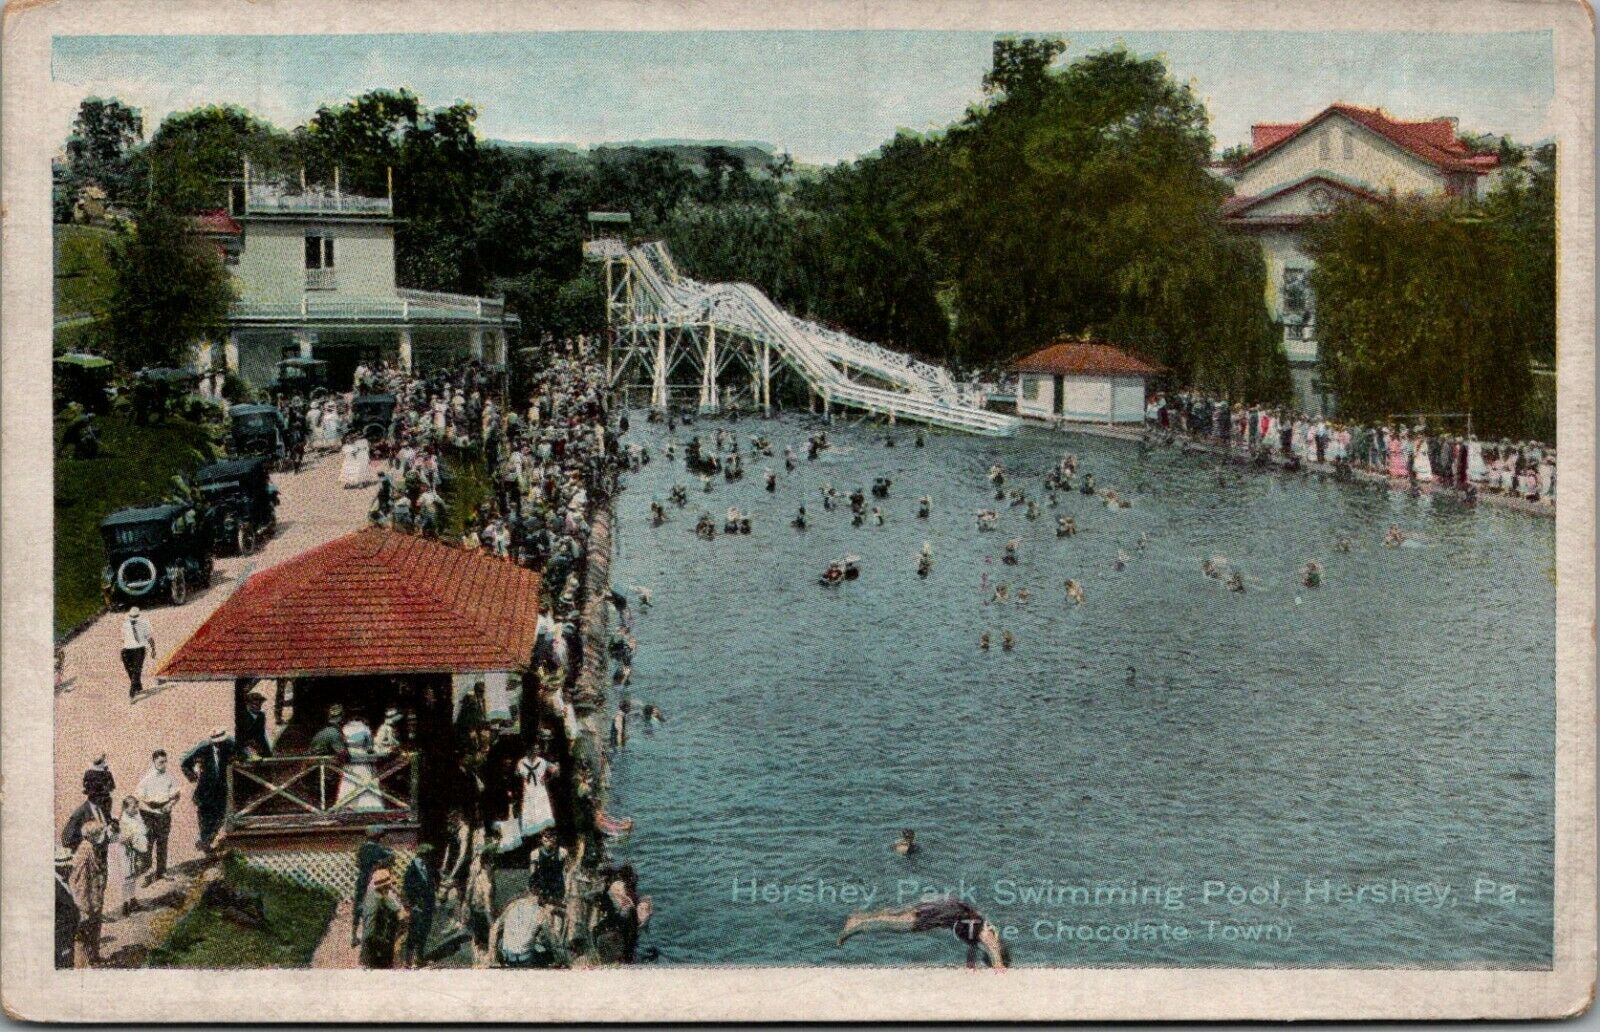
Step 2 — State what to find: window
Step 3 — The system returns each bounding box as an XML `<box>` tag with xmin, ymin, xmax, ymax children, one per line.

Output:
<box><xmin>1341</xmin><ymin>130</ymin><xmax>1354</xmax><ymax>160</ymax></box>
<box><xmin>304</xmin><ymin>233</ymin><xmax>335</xmax><ymax>270</ymax></box>
<box><xmin>1318</xmin><ymin>132</ymin><xmax>1331</xmax><ymax>160</ymax></box>
<box><xmin>1282</xmin><ymin>267</ymin><xmax>1312</xmax><ymax>318</ymax></box>
<box><xmin>1021</xmin><ymin>375</ymin><xmax>1041</xmax><ymax>401</ymax></box>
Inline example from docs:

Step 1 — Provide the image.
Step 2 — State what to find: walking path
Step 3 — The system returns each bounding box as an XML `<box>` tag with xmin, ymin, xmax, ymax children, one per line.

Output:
<box><xmin>54</xmin><ymin>448</ymin><xmax>377</xmax><ymax>962</ymax></box>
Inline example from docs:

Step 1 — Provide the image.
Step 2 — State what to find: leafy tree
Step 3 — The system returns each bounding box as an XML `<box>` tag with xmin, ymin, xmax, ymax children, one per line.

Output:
<box><xmin>106</xmin><ymin>202</ymin><xmax>235</xmax><ymax>370</ymax></box>
<box><xmin>62</xmin><ymin>97</ymin><xmax>144</xmax><ymax>207</ymax></box>
<box><xmin>1484</xmin><ymin>142</ymin><xmax>1555</xmax><ymax>364</ymax></box>
<box><xmin>982</xmin><ymin>37</ymin><xmax>1068</xmax><ymax>107</ymax></box>
<box><xmin>1306</xmin><ymin>196</ymin><xmax>1529</xmax><ymax>435</ymax></box>
<box><xmin>141</xmin><ymin>105</ymin><xmax>295</xmax><ymax>212</ymax></box>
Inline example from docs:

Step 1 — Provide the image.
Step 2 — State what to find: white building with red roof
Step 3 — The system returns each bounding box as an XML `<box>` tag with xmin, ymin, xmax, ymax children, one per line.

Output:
<box><xmin>1220</xmin><ymin>103</ymin><xmax>1502</xmax><ymax>415</ymax></box>
<box><xmin>1012</xmin><ymin>340</ymin><xmax>1164</xmax><ymax>424</ymax></box>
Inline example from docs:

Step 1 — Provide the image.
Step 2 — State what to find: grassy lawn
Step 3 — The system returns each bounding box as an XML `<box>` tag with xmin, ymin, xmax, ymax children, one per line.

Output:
<box><xmin>54</xmin><ymin>224</ymin><xmax>116</xmax><ymax>320</ymax></box>
<box><xmin>147</xmin><ymin>854</ymin><xmax>338</xmax><ymax>968</ymax></box>
<box><xmin>54</xmin><ymin>410</ymin><xmax>220</xmax><ymax>636</ymax></box>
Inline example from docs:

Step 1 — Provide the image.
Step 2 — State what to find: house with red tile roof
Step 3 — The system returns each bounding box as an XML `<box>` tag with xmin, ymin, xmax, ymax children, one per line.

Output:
<box><xmin>1219</xmin><ymin>104</ymin><xmax>1502</xmax><ymax>415</ymax></box>
<box><xmin>157</xmin><ymin>527</ymin><xmax>544</xmax><ymax>855</ymax></box>
<box><xmin>1011</xmin><ymin>340</ymin><xmax>1163</xmax><ymax>424</ymax></box>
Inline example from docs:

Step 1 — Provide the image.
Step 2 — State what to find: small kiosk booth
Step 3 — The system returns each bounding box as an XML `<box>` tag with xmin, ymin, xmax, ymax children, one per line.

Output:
<box><xmin>157</xmin><ymin>527</ymin><xmax>543</xmax><ymax>892</ymax></box>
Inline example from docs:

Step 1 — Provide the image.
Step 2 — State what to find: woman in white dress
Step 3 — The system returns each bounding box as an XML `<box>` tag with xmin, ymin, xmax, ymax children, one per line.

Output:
<box><xmin>317</xmin><ymin>400</ymin><xmax>342</xmax><ymax>450</ymax></box>
<box><xmin>336</xmin><ymin>717</ymin><xmax>386</xmax><ymax>812</ymax></box>
<box><xmin>1412</xmin><ymin>432</ymin><xmax>1434</xmax><ymax>482</ymax></box>
<box><xmin>341</xmin><ymin>438</ymin><xmax>365</xmax><ymax>488</ymax></box>
<box><xmin>516</xmin><ymin>746</ymin><xmax>559</xmax><ymax>839</ymax></box>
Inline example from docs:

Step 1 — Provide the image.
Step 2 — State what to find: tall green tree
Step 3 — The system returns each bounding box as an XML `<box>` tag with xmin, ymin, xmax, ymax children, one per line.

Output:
<box><xmin>107</xmin><ymin>202</ymin><xmax>235</xmax><ymax>370</ymax></box>
<box><xmin>62</xmin><ymin>97</ymin><xmax>144</xmax><ymax>207</ymax></box>
<box><xmin>141</xmin><ymin>105</ymin><xmax>295</xmax><ymax>212</ymax></box>
<box><xmin>1306</xmin><ymin>197</ymin><xmax>1529</xmax><ymax>435</ymax></box>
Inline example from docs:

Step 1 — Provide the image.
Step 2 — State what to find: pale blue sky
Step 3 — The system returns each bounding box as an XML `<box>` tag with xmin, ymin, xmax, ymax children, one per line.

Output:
<box><xmin>51</xmin><ymin>31</ymin><xmax>1555</xmax><ymax>164</ymax></box>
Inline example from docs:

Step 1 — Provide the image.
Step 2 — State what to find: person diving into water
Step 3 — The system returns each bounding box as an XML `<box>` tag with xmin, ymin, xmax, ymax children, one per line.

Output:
<box><xmin>837</xmin><ymin>898</ymin><xmax>1009</xmax><ymax>970</ymax></box>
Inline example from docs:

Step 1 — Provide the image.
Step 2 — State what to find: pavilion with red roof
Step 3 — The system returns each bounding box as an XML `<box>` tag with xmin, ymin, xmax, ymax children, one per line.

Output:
<box><xmin>158</xmin><ymin>527</ymin><xmax>544</xmax><ymax>847</ymax></box>
<box><xmin>1011</xmin><ymin>340</ymin><xmax>1163</xmax><ymax>424</ymax></box>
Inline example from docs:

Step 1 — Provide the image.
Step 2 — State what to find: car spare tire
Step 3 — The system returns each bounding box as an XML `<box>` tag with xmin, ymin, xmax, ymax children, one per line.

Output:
<box><xmin>116</xmin><ymin>556</ymin><xmax>158</xmax><ymax>597</ymax></box>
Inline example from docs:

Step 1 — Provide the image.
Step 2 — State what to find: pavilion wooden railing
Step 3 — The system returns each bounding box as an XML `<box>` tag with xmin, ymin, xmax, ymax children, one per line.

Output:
<box><xmin>225</xmin><ymin>752</ymin><xmax>420</xmax><ymax>833</ymax></box>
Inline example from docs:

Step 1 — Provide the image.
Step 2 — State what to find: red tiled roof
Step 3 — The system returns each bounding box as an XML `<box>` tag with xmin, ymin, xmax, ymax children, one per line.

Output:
<box><xmin>1234</xmin><ymin>104</ymin><xmax>1501</xmax><ymax>174</ymax></box>
<box><xmin>158</xmin><ymin>528</ymin><xmax>543</xmax><ymax>680</ymax></box>
<box><xmin>1013</xmin><ymin>341</ymin><xmax>1164</xmax><ymax>378</ymax></box>
<box><xmin>194</xmin><ymin>209</ymin><xmax>242</xmax><ymax>235</ymax></box>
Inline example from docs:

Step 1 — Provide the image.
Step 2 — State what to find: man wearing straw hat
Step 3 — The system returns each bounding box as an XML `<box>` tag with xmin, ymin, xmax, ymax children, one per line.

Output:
<box><xmin>358</xmin><ymin>866</ymin><xmax>408</xmax><ymax>969</ymax></box>
<box><xmin>180</xmin><ymin>728</ymin><xmax>238</xmax><ymax>852</ymax></box>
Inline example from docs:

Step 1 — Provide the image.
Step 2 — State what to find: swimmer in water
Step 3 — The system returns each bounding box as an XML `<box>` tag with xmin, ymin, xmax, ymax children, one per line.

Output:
<box><xmin>979</xmin><ymin>632</ymin><xmax>991</xmax><ymax>651</ymax></box>
<box><xmin>1056</xmin><ymin>516</ymin><xmax>1076</xmax><ymax>538</ymax></box>
<box><xmin>1336</xmin><ymin>536</ymin><xmax>1353</xmax><ymax>553</ymax></box>
<box><xmin>792</xmin><ymin>506</ymin><xmax>808</xmax><ymax>530</ymax></box>
<box><xmin>1126</xmin><ymin>666</ymin><xmax>1136</xmax><ymax>686</ymax></box>
<box><xmin>991</xmin><ymin>584</ymin><xmax>1009</xmax><ymax>604</ymax></box>
<box><xmin>1384</xmin><ymin>525</ymin><xmax>1406</xmax><ymax>548</ymax></box>
<box><xmin>1201</xmin><ymin>558</ymin><xmax>1221</xmax><ymax>579</ymax></box>
<box><xmin>1065</xmin><ymin>579</ymin><xmax>1085</xmax><ymax>605</ymax></box>
<box><xmin>1113</xmin><ymin>550</ymin><xmax>1130</xmax><ymax>571</ymax></box>
<box><xmin>1015</xmin><ymin>587</ymin><xmax>1030</xmax><ymax>603</ymax></box>
<box><xmin>872</xmin><ymin>506</ymin><xmax>885</xmax><ymax>526</ymax></box>
<box><xmin>917</xmin><ymin>496</ymin><xmax>931</xmax><ymax>519</ymax></box>
<box><xmin>1001</xmin><ymin>630</ymin><xmax>1015</xmax><ymax>651</ymax></box>
<box><xmin>894</xmin><ymin>829</ymin><xmax>919</xmax><ymax>855</ymax></box>
<box><xmin>838</xmin><ymin>899</ymin><xmax>1009</xmax><ymax>970</ymax></box>
<box><xmin>634</xmin><ymin>587</ymin><xmax>653</xmax><ymax>609</ymax></box>
<box><xmin>1301</xmin><ymin>560</ymin><xmax>1322</xmax><ymax>589</ymax></box>
<box><xmin>1227</xmin><ymin>571</ymin><xmax>1246</xmax><ymax>593</ymax></box>
<box><xmin>1136</xmin><ymin>532</ymin><xmax>1149</xmax><ymax>551</ymax></box>
<box><xmin>701</xmin><ymin>474</ymin><xmax>713</xmax><ymax>493</ymax></box>
<box><xmin>765</xmin><ymin>470</ymin><xmax>777</xmax><ymax>492</ymax></box>
<box><xmin>1003</xmin><ymin>539</ymin><xmax>1019</xmax><ymax>565</ymax></box>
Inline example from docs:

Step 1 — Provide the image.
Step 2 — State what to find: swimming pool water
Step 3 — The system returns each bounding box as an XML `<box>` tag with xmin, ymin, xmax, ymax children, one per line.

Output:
<box><xmin>607</xmin><ymin>416</ymin><xmax>1555</xmax><ymax>968</ymax></box>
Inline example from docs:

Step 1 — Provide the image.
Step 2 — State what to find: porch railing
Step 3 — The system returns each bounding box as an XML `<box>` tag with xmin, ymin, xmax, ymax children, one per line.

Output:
<box><xmin>225</xmin><ymin>752</ymin><xmax>419</xmax><ymax>833</ymax></box>
<box><xmin>230</xmin><ymin>291</ymin><xmax>511</xmax><ymax>325</ymax></box>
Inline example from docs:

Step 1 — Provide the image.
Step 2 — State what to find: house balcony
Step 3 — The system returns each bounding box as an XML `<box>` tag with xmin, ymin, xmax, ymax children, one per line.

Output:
<box><xmin>244</xmin><ymin>183</ymin><xmax>393</xmax><ymax>217</ymax></box>
<box><xmin>229</xmin><ymin>288</ymin><xmax>514</xmax><ymax>327</ymax></box>
<box><xmin>304</xmin><ymin>268</ymin><xmax>337</xmax><ymax>291</ymax></box>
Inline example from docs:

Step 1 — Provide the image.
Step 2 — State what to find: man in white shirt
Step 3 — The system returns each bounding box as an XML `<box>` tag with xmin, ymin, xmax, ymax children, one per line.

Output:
<box><xmin>489</xmin><ymin>885</ymin><xmax>561</xmax><ymax>968</ymax></box>
<box><xmin>135</xmin><ymin>749</ymin><xmax>180</xmax><ymax>882</ymax></box>
<box><xmin>120</xmin><ymin>608</ymin><xmax>155</xmax><ymax>699</ymax></box>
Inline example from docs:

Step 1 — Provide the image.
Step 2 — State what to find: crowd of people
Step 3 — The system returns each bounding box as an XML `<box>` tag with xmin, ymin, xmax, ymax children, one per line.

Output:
<box><xmin>336</xmin><ymin>344</ymin><xmax>649</xmax><ymax>969</ymax></box>
<box><xmin>61</xmin><ymin>343</ymin><xmax>653</xmax><ymax>971</ymax></box>
<box><xmin>1146</xmin><ymin>393</ymin><xmax>1556</xmax><ymax>506</ymax></box>
<box><xmin>56</xmin><ymin>704</ymin><xmax>267</xmax><ymax>968</ymax></box>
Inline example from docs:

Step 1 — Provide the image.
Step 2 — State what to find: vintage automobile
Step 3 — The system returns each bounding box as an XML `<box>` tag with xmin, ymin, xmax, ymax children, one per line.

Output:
<box><xmin>228</xmin><ymin>404</ymin><xmax>288</xmax><ymax>463</ymax></box>
<box><xmin>53</xmin><ymin>353</ymin><xmax>114</xmax><ymax>413</ymax></box>
<box><xmin>195</xmin><ymin>456</ymin><xmax>279</xmax><ymax>555</ymax></box>
<box><xmin>101</xmin><ymin>503</ymin><xmax>213</xmax><ymax>607</ymax></box>
<box><xmin>351</xmin><ymin>393</ymin><xmax>397</xmax><ymax>443</ymax></box>
<box><xmin>266</xmin><ymin>357</ymin><xmax>332</xmax><ymax>401</ymax></box>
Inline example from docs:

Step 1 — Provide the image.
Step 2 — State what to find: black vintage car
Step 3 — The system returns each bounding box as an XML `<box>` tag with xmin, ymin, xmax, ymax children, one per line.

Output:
<box><xmin>267</xmin><ymin>357</ymin><xmax>332</xmax><ymax>401</ymax></box>
<box><xmin>196</xmin><ymin>457</ymin><xmax>279</xmax><ymax>555</ymax></box>
<box><xmin>101</xmin><ymin>503</ymin><xmax>213</xmax><ymax>607</ymax></box>
<box><xmin>228</xmin><ymin>404</ymin><xmax>288</xmax><ymax>463</ymax></box>
<box><xmin>351</xmin><ymin>394</ymin><xmax>397</xmax><ymax>444</ymax></box>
